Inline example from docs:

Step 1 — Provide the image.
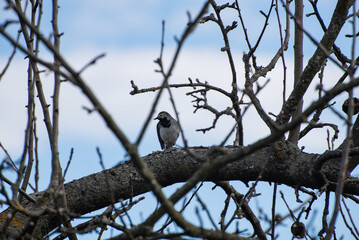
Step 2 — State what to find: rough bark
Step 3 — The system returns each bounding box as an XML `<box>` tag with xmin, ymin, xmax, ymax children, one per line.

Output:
<box><xmin>2</xmin><ymin>143</ymin><xmax>359</xmax><ymax>239</ymax></box>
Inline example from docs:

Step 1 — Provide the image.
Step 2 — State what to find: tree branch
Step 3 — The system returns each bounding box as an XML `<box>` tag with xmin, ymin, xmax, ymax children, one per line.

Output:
<box><xmin>276</xmin><ymin>0</ymin><xmax>352</xmax><ymax>125</ymax></box>
<box><xmin>2</xmin><ymin>145</ymin><xmax>359</xmax><ymax>239</ymax></box>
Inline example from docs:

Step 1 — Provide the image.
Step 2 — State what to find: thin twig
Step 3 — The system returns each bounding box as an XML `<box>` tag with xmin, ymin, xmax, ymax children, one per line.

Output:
<box><xmin>271</xmin><ymin>183</ymin><xmax>277</xmax><ymax>240</ymax></box>
<box><xmin>63</xmin><ymin>148</ymin><xmax>74</xmax><ymax>179</ymax></box>
<box><xmin>339</xmin><ymin>198</ymin><xmax>359</xmax><ymax>239</ymax></box>
<box><xmin>341</xmin><ymin>197</ymin><xmax>359</xmax><ymax>237</ymax></box>
<box><xmin>77</xmin><ymin>53</ymin><xmax>106</xmax><ymax>75</ymax></box>
<box><xmin>0</xmin><ymin>29</ymin><xmax>20</xmax><ymax>81</ymax></box>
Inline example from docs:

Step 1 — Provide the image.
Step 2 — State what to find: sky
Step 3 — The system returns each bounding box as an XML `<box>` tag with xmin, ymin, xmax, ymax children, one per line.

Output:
<box><xmin>0</xmin><ymin>0</ymin><xmax>359</xmax><ymax>239</ymax></box>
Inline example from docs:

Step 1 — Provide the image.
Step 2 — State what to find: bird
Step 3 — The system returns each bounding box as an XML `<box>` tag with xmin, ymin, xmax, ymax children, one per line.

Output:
<box><xmin>342</xmin><ymin>97</ymin><xmax>359</xmax><ymax>115</ymax></box>
<box><xmin>154</xmin><ymin>111</ymin><xmax>180</xmax><ymax>150</ymax></box>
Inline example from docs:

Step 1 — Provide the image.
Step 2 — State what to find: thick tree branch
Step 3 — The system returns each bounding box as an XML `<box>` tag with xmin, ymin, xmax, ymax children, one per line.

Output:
<box><xmin>2</xmin><ymin>144</ymin><xmax>359</xmax><ymax>239</ymax></box>
<box><xmin>1</xmin><ymin>1</ymin><xmax>358</xmax><ymax>239</ymax></box>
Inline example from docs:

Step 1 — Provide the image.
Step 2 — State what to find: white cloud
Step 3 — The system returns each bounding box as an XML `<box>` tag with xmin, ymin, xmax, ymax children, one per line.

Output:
<box><xmin>0</xmin><ymin>0</ymin><xmax>357</xmax><ymax>186</ymax></box>
<box><xmin>0</xmin><ymin>44</ymin><xmax>352</xmax><ymax>163</ymax></box>
<box><xmin>1</xmin><ymin>4</ymin><xmax>358</xmax><ymax>238</ymax></box>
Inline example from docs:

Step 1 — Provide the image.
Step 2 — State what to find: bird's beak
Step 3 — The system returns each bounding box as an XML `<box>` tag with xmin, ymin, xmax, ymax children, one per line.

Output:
<box><xmin>154</xmin><ymin>117</ymin><xmax>158</xmax><ymax>120</ymax></box>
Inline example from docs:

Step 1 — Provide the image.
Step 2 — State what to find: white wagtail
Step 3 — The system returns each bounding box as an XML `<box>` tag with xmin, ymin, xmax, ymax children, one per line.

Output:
<box><xmin>154</xmin><ymin>111</ymin><xmax>180</xmax><ymax>150</ymax></box>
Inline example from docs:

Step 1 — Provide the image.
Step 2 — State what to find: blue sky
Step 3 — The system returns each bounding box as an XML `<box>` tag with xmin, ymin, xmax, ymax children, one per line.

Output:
<box><xmin>0</xmin><ymin>0</ymin><xmax>358</xmax><ymax>239</ymax></box>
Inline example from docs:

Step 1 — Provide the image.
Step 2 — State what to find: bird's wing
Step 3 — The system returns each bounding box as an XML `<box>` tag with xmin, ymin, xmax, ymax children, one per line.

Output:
<box><xmin>157</xmin><ymin>122</ymin><xmax>165</xmax><ymax>150</ymax></box>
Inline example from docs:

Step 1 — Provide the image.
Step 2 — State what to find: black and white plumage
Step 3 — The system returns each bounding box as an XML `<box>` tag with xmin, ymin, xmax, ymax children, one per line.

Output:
<box><xmin>154</xmin><ymin>111</ymin><xmax>180</xmax><ymax>150</ymax></box>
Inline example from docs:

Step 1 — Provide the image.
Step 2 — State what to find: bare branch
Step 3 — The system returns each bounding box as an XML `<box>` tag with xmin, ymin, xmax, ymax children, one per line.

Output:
<box><xmin>277</xmin><ymin>0</ymin><xmax>351</xmax><ymax>125</ymax></box>
<box><xmin>77</xmin><ymin>53</ymin><xmax>106</xmax><ymax>75</ymax></box>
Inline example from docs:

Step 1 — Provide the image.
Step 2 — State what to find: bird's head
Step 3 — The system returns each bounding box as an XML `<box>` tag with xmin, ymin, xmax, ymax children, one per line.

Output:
<box><xmin>154</xmin><ymin>111</ymin><xmax>171</xmax><ymax>121</ymax></box>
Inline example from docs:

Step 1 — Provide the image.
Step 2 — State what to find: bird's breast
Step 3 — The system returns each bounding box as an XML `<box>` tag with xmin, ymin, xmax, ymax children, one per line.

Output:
<box><xmin>160</xmin><ymin>126</ymin><xmax>179</xmax><ymax>142</ymax></box>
